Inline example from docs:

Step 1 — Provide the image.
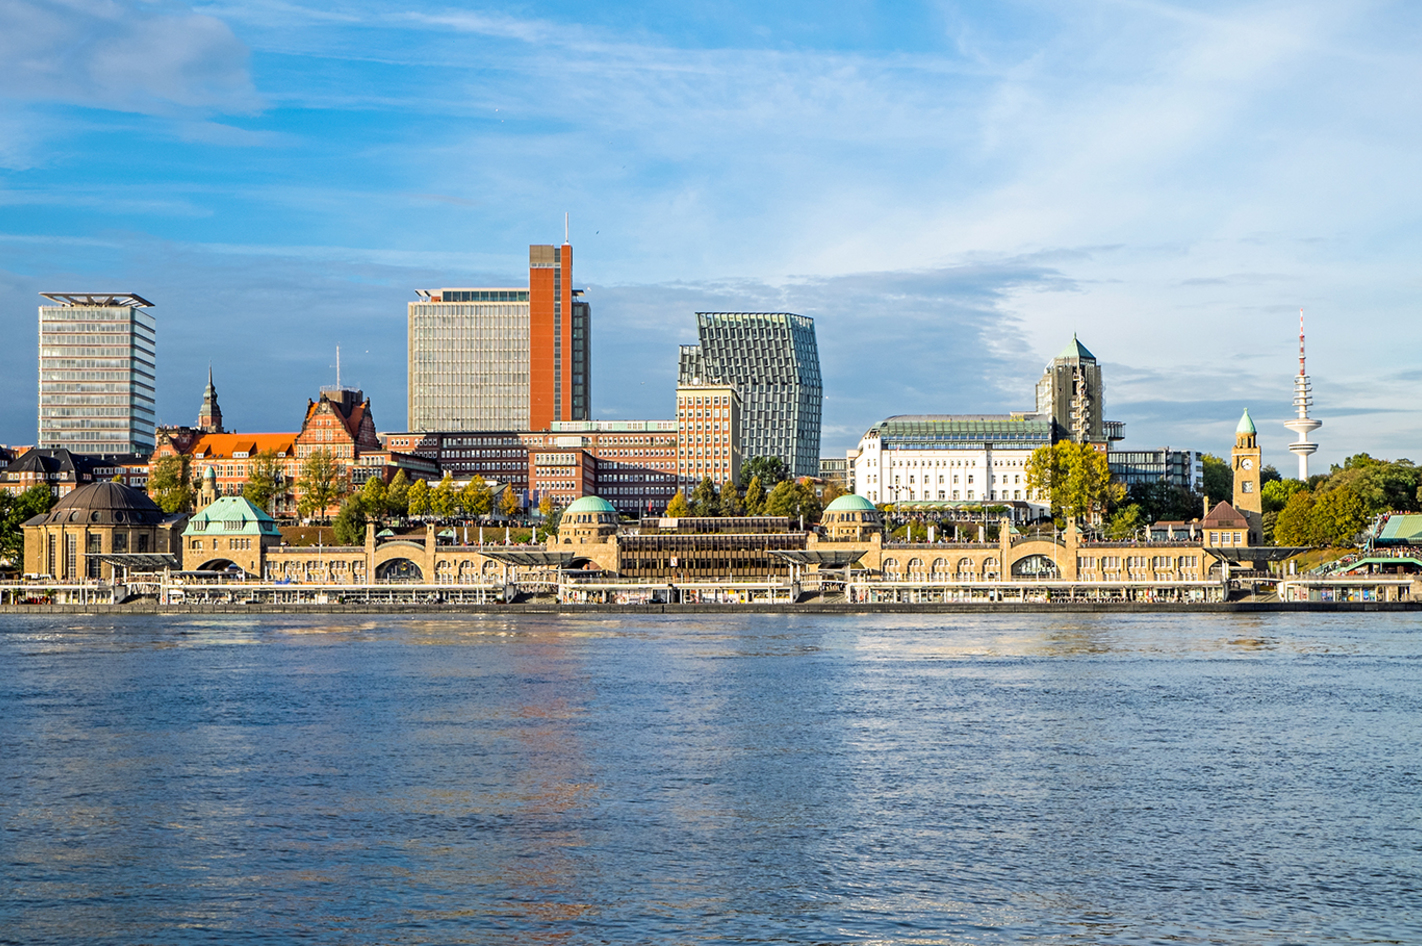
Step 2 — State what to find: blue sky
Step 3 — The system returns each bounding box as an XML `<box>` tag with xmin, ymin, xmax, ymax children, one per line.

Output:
<box><xmin>3</xmin><ymin>0</ymin><xmax>1421</xmax><ymax>471</ymax></box>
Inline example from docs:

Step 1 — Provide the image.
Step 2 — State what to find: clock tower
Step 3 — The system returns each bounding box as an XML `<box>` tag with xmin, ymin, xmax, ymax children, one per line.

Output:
<box><xmin>1232</xmin><ymin>408</ymin><xmax>1262</xmax><ymax>545</ymax></box>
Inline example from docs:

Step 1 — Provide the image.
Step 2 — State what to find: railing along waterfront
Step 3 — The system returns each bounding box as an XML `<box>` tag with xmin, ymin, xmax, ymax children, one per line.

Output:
<box><xmin>848</xmin><ymin>579</ymin><xmax>1226</xmax><ymax>604</ymax></box>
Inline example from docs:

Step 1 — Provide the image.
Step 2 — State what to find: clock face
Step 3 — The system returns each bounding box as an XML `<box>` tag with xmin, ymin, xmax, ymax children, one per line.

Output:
<box><xmin>1242</xmin><ymin>458</ymin><xmax>1253</xmax><ymax>470</ymax></box>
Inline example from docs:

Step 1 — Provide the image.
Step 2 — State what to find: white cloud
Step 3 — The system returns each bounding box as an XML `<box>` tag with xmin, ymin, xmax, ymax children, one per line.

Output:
<box><xmin>0</xmin><ymin>0</ymin><xmax>260</xmax><ymax>114</ymax></box>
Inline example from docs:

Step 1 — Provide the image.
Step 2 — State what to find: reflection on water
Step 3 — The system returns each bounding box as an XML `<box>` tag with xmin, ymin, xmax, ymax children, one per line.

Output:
<box><xmin>2</xmin><ymin>612</ymin><xmax>1420</xmax><ymax>944</ymax></box>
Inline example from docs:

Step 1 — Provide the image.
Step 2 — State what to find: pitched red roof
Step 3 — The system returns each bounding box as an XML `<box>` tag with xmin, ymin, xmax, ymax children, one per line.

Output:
<box><xmin>186</xmin><ymin>433</ymin><xmax>298</xmax><ymax>459</ymax></box>
<box><xmin>1201</xmin><ymin>501</ymin><xmax>1248</xmax><ymax>529</ymax></box>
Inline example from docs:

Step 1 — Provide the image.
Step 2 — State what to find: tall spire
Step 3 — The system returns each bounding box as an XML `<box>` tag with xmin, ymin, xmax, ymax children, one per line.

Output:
<box><xmin>198</xmin><ymin>364</ymin><xmax>224</xmax><ymax>433</ymax></box>
<box><xmin>1284</xmin><ymin>308</ymin><xmax>1321</xmax><ymax>480</ymax></box>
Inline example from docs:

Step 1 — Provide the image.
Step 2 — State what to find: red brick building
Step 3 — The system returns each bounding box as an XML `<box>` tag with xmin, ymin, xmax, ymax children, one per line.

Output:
<box><xmin>381</xmin><ymin>420</ymin><xmax>679</xmax><ymax>517</ymax></box>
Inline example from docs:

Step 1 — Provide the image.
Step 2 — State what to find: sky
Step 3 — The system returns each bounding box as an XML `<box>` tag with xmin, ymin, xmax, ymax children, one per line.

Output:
<box><xmin>2</xmin><ymin>0</ymin><xmax>1421</xmax><ymax>473</ymax></box>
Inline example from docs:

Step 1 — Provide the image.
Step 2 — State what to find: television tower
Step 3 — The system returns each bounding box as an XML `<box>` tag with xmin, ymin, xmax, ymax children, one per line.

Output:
<box><xmin>1284</xmin><ymin>308</ymin><xmax>1321</xmax><ymax>480</ymax></box>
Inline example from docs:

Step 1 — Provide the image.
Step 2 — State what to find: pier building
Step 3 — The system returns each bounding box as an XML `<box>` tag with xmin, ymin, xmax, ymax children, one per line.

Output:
<box><xmin>20</xmin><ymin>481</ymin><xmax>186</xmax><ymax>581</ymax></box>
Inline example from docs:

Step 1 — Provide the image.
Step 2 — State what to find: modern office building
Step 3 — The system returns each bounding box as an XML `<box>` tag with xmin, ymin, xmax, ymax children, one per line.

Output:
<box><xmin>818</xmin><ymin>457</ymin><xmax>850</xmax><ymax>490</ymax></box>
<box><xmin>675</xmin><ymin>381</ymin><xmax>741</xmax><ymax>487</ymax></box>
<box><xmin>851</xmin><ymin>414</ymin><xmax>1054</xmax><ymax>521</ymax></box>
<box><xmin>677</xmin><ymin>312</ymin><xmax>821</xmax><ymax>478</ymax></box>
<box><xmin>38</xmin><ymin>292</ymin><xmax>156</xmax><ymax>456</ymax></box>
<box><xmin>1035</xmin><ymin>335</ymin><xmax>1124</xmax><ymax>445</ymax></box>
<box><xmin>1107</xmin><ymin>448</ymin><xmax>1204</xmax><ymax>492</ymax></box>
<box><xmin>407</xmin><ymin>243</ymin><xmax>590</xmax><ymax>432</ymax></box>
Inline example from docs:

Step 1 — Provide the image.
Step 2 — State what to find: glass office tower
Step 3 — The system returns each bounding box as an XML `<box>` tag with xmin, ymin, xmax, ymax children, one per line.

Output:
<box><xmin>37</xmin><ymin>292</ymin><xmax>157</xmax><ymax>456</ymax></box>
<box><xmin>678</xmin><ymin>312</ymin><xmax>821</xmax><ymax>478</ymax></box>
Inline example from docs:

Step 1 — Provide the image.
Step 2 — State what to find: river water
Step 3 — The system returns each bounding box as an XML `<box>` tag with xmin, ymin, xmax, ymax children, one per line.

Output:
<box><xmin>1</xmin><ymin>612</ymin><xmax>1418</xmax><ymax>945</ymax></box>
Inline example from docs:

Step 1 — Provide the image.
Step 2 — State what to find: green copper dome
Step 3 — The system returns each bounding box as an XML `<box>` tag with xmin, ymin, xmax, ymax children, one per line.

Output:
<box><xmin>1236</xmin><ymin>408</ymin><xmax>1256</xmax><ymax>435</ymax></box>
<box><xmin>564</xmin><ymin>495</ymin><xmax>617</xmax><ymax>515</ymax></box>
<box><xmin>824</xmin><ymin>493</ymin><xmax>877</xmax><ymax>513</ymax></box>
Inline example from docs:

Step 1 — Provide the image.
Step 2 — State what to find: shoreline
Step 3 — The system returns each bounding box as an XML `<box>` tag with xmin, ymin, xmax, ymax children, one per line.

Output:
<box><xmin>1</xmin><ymin>600</ymin><xmax>1417</xmax><ymax>616</ymax></box>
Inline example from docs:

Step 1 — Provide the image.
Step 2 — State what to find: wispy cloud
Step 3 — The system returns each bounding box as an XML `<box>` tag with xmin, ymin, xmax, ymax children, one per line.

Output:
<box><xmin>0</xmin><ymin>0</ymin><xmax>261</xmax><ymax>115</ymax></box>
<box><xmin>2</xmin><ymin>0</ymin><xmax>1421</xmax><ymax>470</ymax></box>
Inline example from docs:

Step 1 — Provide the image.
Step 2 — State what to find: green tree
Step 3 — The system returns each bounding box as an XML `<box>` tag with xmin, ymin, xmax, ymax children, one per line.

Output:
<box><xmin>1324</xmin><ymin>456</ymin><xmax>1422</xmax><ymax>515</ymax></box>
<box><xmin>149</xmin><ymin>454</ymin><xmax>195</xmax><ymax>513</ymax></box>
<box><xmin>1273</xmin><ymin>490</ymin><xmax>1316</xmax><ymax>546</ymax></box>
<box><xmin>1201</xmin><ymin>453</ymin><xmax>1233</xmax><ymax>505</ymax></box>
<box><xmin>538</xmin><ymin>494</ymin><xmax>563</xmax><ymax>531</ymax></box>
<box><xmin>297</xmin><ymin>449</ymin><xmax>346</xmax><ymax>521</ymax></box>
<box><xmin>1105</xmin><ymin>503</ymin><xmax>1144</xmax><ymax>539</ymax></box>
<box><xmin>764</xmin><ymin>480</ymin><xmax>797</xmax><ymax>517</ymax></box>
<box><xmin>359</xmin><ymin>475</ymin><xmax>388</xmax><ymax>519</ymax></box>
<box><xmin>1311</xmin><ymin>482</ymin><xmax>1371</xmax><ymax>546</ymax></box>
<box><xmin>743</xmin><ymin>475</ymin><xmax>766</xmax><ymax>515</ymax></box>
<box><xmin>1026</xmin><ymin>442</ymin><xmax>1119</xmax><ymax>523</ymax></box>
<box><xmin>719</xmin><ymin>482</ymin><xmax>745</xmax><ymax>516</ymax></box>
<box><xmin>690</xmin><ymin>477</ymin><xmax>720</xmax><ymax>516</ymax></box>
<box><xmin>385</xmin><ymin>469</ymin><xmax>410</xmax><ymax>516</ymax></box>
<box><xmin>791</xmin><ymin>481</ymin><xmax>823</xmax><ymax>524</ymax></box>
<box><xmin>1262</xmin><ymin>478</ymin><xmax>1307</xmax><ymax>515</ymax></box>
<box><xmin>740</xmin><ymin>456</ymin><xmax>786</xmax><ymax>488</ymax></box>
<box><xmin>407</xmin><ymin>477</ymin><xmax>431</xmax><ymax>517</ymax></box>
<box><xmin>242</xmin><ymin>450</ymin><xmax>283</xmax><ymax>513</ymax></box>
<box><xmin>1125</xmin><ymin>480</ymin><xmax>1198</xmax><ymax>525</ymax></box>
<box><xmin>333</xmin><ymin>497</ymin><xmax>368</xmax><ymax>546</ymax></box>
<box><xmin>0</xmin><ymin>485</ymin><xmax>56</xmax><ymax>568</ymax></box>
<box><xmin>430</xmin><ymin>474</ymin><xmax>456</xmax><ymax>518</ymax></box>
<box><xmin>665</xmin><ymin>490</ymin><xmax>690</xmax><ymax>517</ymax></box>
<box><xmin>499</xmin><ymin>486</ymin><xmax>522</xmax><ymax>518</ymax></box>
<box><xmin>462</xmin><ymin>477</ymin><xmax>493</xmax><ymax>518</ymax></box>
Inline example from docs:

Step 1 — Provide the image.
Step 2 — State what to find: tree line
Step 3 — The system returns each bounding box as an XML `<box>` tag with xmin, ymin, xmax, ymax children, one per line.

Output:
<box><xmin>1023</xmin><ymin>441</ymin><xmax>1422</xmax><ymax>548</ymax></box>
<box><xmin>662</xmin><ymin>455</ymin><xmax>837</xmax><ymax>523</ymax></box>
<box><xmin>1268</xmin><ymin>454</ymin><xmax>1422</xmax><ymax>547</ymax></box>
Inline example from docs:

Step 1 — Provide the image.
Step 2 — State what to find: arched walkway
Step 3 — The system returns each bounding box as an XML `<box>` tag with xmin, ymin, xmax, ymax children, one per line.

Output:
<box><xmin>377</xmin><ymin>558</ymin><xmax>424</xmax><ymax>582</ymax></box>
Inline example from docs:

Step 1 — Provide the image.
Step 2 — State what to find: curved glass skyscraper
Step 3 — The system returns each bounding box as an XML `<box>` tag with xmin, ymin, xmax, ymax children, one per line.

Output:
<box><xmin>678</xmin><ymin>311</ymin><xmax>821</xmax><ymax>479</ymax></box>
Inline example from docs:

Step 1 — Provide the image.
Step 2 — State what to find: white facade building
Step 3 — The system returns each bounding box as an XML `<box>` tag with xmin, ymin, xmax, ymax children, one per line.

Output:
<box><xmin>851</xmin><ymin>414</ymin><xmax>1053</xmax><ymax>521</ymax></box>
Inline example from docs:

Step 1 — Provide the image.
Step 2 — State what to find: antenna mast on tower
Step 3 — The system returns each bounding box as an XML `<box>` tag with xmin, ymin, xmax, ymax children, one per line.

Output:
<box><xmin>1284</xmin><ymin>308</ymin><xmax>1322</xmax><ymax>480</ymax></box>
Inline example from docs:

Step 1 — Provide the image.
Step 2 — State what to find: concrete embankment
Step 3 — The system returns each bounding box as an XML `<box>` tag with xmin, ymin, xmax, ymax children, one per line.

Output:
<box><xmin>2</xmin><ymin>601</ymin><xmax>1418</xmax><ymax>616</ymax></box>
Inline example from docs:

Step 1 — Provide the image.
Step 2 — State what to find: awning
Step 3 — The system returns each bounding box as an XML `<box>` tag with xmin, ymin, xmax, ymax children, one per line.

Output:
<box><xmin>1204</xmin><ymin>547</ymin><xmax>1311</xmax><ymax>564</ymax></box>
<box><xmin>769</xmin><ymin>549</ymin><xmax>866</xmax><ymax>567</ymax></box>
<box><xmin>91</xmin><ymin>553</ymin><xmax>180</xmax><ymax>570</ymax></box>
<box><xmin>478</xmin><ymin>550</ymin><xmax>578</xmax><ymax>567</ymax></box>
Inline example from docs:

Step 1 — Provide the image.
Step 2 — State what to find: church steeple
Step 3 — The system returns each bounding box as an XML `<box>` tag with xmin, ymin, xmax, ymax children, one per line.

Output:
<box><xmin>198</xmin><ymin>365</ymin><xmax>224</xmax><ymax>433</ymax></box>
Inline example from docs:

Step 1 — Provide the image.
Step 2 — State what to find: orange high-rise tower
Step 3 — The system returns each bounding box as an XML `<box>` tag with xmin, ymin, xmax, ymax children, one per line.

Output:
<box><xmin>528</xmin><ymin>242</ymin><xmax>590</xmax><ymax>430</ymax></box>
<box><xmin>408</xmin><ymin>239</ymin><xmax>590</xmax><ymax>432</ymax></box>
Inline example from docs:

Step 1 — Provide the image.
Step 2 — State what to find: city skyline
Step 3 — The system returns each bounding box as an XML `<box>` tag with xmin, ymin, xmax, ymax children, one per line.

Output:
<box><xmin>2</xmin><ymin>1</ymin><xmax>1419</xmax><ymax>469</ymax></box>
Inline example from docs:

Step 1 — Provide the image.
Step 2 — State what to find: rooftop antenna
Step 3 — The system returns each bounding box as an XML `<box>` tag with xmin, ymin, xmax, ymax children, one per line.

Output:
<box><xmin>564</xmin><ymin>212</ymin><xmax>569</xmax><ymax>245</ymax></box>
<box><xmin>336</xmin><ymin>344</ymin><xmax>341</xmax><ymax>388</ymax></box>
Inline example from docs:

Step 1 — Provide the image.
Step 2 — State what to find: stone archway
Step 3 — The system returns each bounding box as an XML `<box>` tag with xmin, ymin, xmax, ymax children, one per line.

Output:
<box><xmin>1012</xmin><ymin>554</ymin><xmax>1059</xmax><ymax>579</ymax></box>
<box><xmin>194</xmin><ymin>558</ymin><xmax>238</xmax><ymax>573</ymax></box>
<box><xmin>376</xmin><ymin>558</ymin><xmax>424</xmax><ymax>582</ymax></box>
